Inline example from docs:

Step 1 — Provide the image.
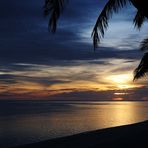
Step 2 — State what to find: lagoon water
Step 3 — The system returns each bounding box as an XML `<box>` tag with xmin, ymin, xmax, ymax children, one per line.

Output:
<box><xmin>0</xmin><ymin>101</ymin><xmax>148</xmax><ymax>148</ymax></box>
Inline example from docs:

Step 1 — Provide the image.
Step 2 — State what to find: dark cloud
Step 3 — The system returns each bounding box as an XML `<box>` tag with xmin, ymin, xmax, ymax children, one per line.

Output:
<box><xmin>49</xmin><ymin>90</ymin><xmax>115</xmax><ymax>101</ymax></box>
<box><xmin>0</xmin><ymin>0</ymin><xmax>142</xmax><ymax>65</ymax></box>
<box><xmin>0</xmin><ymin>74</ymin><xmax>18</xmax><ymax>84</ymax></box>
<box><xmin>0</xmin><ymin>73</ymin><xmax>71</xmax><ymax>86</ymax></box>
<box><xmin>0</xmin><ymin>45</ymin><xmax>142</xmax><ymax>65</ymax></box>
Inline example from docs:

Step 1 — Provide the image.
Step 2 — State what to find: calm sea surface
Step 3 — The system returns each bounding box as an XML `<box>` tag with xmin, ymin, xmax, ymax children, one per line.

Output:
<box><xmin>0</xmin><ymin>101</ymin><xmax>148</xmax><ymax>148</ymax></box>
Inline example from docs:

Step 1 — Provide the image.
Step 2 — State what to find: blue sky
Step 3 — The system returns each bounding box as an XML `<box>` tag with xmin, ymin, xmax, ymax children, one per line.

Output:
<box><xmin>0</xmin><ymin>0</ymin><xmax>148</xmax><ymax>100</ymax></box>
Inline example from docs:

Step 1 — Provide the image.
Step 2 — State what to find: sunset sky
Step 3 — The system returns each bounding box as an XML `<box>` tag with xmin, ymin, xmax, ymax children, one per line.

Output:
<box><xmin>0</xmin><ymin>0</ymin><xmax>148</xmax><ymax>100</ymax></box>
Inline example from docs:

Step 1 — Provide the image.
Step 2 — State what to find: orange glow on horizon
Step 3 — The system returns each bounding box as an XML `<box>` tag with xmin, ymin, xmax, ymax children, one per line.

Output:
<box><xmin>0</xmin><ymin>59</ymin><xmax>146</xmax><ymax>100</ymax></box>
<box><xmin>112</xmin><ymin>98</ymin><xmax>124</xmax><ymax>101</ymax></box>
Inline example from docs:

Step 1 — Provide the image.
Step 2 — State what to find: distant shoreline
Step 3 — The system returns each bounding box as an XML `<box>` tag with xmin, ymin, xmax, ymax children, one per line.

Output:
<box><xmin>14</xmin><ymin>120</ymin><xmax>148</xmax><ymax>148</ymax></box>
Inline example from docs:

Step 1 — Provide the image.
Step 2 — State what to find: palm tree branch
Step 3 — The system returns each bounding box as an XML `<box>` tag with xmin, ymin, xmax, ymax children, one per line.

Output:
<box><xmin>140</xmin><ymin>38</ymin><xmax>148</xmax><ymax>51</ymax></box>
<box><xmin>92</xmin><ymin>0</ymin><xmax>130</xmax><ymax>50</ymax></box>
<box><xmin>134</xmin><ymin>52</ymin><xmax>148</xmax><ymax>80</ymax></box>
<box><xmin>133</xmin><ymin>10</ymin><xmax>145</xmax><ymax>29</ymax></box>
<box><xmin>44</xmin><ymin>0</ymin><xmax>68</xmax><ymax>33</ymax></box>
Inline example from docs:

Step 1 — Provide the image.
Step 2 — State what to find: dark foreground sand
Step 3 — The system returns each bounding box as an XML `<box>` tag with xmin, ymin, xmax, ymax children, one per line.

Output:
<box><xmin>14</xmin><ymin>120</ymin><xmax>148</xmax><ymax>148</ymax></box>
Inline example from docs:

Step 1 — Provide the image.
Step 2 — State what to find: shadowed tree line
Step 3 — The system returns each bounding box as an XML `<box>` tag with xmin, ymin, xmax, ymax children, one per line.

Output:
<box><xmin>43</xmin><ymin>0</ymin><xmax>148</xmax><ymax>80</ymax></box>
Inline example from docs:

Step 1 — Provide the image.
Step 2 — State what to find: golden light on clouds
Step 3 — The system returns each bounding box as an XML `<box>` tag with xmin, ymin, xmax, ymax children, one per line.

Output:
<box><xmin>105</xmin><ymin>73</ymin><xmax>135</xmax><ymax>90</ymax></box>
<box><xmin>108</xmin><ymin>74</ymin><xmax>130</xmax><ymax>84</ymax></box>
<box><xmin>0</xmin><ymin>59</ymin><xmax>147</xmax><ymax>100</ymax></box>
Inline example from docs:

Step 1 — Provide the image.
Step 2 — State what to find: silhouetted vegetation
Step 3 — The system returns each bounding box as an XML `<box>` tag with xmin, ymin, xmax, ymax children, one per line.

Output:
<box><xmin>134</xmin><ymin>41</ymin><xmax>148</xmax><ymax>80</ymax></box>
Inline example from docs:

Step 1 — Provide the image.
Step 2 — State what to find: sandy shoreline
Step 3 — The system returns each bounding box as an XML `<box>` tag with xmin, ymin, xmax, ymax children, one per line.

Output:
<box><xmin>14</xmin><ymin>120</ymin><xmax>148</xmax><ymax>148</ymax></box>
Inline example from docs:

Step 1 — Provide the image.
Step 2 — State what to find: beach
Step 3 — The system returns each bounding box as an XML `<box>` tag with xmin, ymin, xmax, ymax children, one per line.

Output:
<box><xmin>14</xmin><ymin>120</ymin><xmax>148</xmax><ymax>148</ymax></box>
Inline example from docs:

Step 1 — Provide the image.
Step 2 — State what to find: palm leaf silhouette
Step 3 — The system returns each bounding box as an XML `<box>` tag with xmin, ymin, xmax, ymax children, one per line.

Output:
<box><xmin>134</xmin><ymin>53</ymin><xmax>148</xmax><ymax>80</ymax></box>
<box><xmin>134</xmin><ymin>38</ymin><xmax>148</xmax><ymax>80</ymax></box>
<box><xmin>140</xmin><ymin>38</ymin><xmax>148</xmax><ymax>51</ymax></box>
<box><xmin>92</xmin><ymin>0</ymin><xmax>129</xmax><ymax>49</ymax></box>
<box><xmin>92</xmin><ymin>0</ymin><xmax>148</xmax><ymax>49</ymax></box>
<box><xmin>133</xmin><ymin>10</ymin><xmax>145</xmax><ymax>29</ymax></box>
<box><xmin>44</xmin><ymin>0</ymin><xmax>68</xmax><ymax>32</ymax></box>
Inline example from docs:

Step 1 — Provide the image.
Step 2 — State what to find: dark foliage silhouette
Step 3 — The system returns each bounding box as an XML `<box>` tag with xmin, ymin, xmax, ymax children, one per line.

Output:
<box><xmin>44</xmin><ymin>0</ymin><xmax>148</xmax><ymax>80</ymax></box>
<box><xmin>134</xmin><ymin>39</ymin><xmax>148</xmax><ymax>80</ymax></box>
<box><xmin>44</xmin><ymin>0</ymin><xmax>67</xmax><ymax>32</ymax></box>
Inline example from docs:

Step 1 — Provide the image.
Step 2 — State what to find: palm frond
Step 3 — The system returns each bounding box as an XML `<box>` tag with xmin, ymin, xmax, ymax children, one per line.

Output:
<box><xmin>92</xmin><ymin>0</ymin><xmax>129</xmax><ymax>50</ymax></box>
<box><xmin>44</xmin><ymin>0</ymin><xmax>68</xmax><ymax>33</ymax></box>
<box><xmin>133</xmin><ymin>10</ymin><xmax>145</xmax><ymax>29</ymax></box>
<box><xmin>134</xmin><ymin>53</ymin><xmax>148</xmax><ymax>80</ymax></box>
<box><xmin>140</xmin><ymin>38</ymin><xmax>148</xmax><ymax>51</ymax></box>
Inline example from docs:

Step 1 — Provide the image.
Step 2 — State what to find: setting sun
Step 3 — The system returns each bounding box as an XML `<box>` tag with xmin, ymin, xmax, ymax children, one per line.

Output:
<box><xmin>107</xmin><ymin>74</ymin><xmax>131</xmax><ymax>84</ymax></box>
<box><xmin>106</xmin><ymin>74</ymin><xmax>133</xmax><ymax>89</ymax></box>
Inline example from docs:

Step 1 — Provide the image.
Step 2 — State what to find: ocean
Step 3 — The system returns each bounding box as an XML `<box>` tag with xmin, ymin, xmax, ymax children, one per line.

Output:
<box><xmin>0</xmin><ymin>101</ymin><xmax>148</xmax><ymax>148</ymax></box>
